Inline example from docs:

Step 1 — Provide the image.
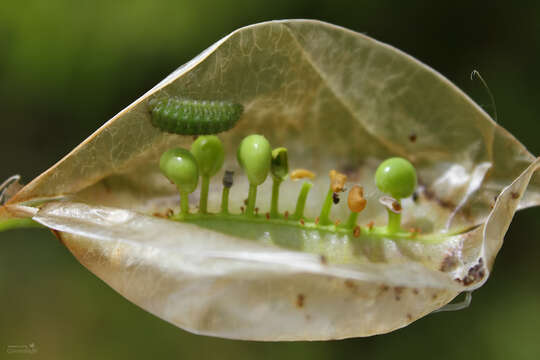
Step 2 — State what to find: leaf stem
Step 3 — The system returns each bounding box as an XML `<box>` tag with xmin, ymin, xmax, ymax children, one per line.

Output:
<box><xmin>346</xmin><ymin>212</ymin><xmax>359</xmax><ymax>229</ymax></box>
<box><xmin>386</xmin><ymin>201</ymin><xmax>401</xmax><ymax>234</ymax></box>
<box><xmin>246</xmin><ymin>183</ymin><xmax>257</xmax><ymax>217</ymax></box>
<box><xmin>179</xmin><ymin>189</ymin><xmax>190</xmax><ymax>217</ymax></box>
<box><xmin>0</xmin><ymin>218</ymin><xmax>43</xmax><ymax>232</ymax></box>
<box><xmin>319</xmin><ymin>188</ymin><xmax>334</xmax><ymax>225</ymax></box>
<box><xmin>171</xmin><ymin>212</ymin><xmax>449</xmax><ymax>245</ymax></box>
<box><xmin>270</xmin><ymin>178</ymin><xmax>281</xmax><ymax>218</ymax></box>
<box><xmin>221</xmin><ymin>186</ymin><xmax>230</xmax><ymax>214</ymax></box>
<box><xmin>199</xmin><ymin>175</ymin><xmax>210</xmax><ymax>214</ymax></box>
<box><xmin>292</xmin><ymin>182</ymin><xmax>312</xmax><ymax>220</ymax></box>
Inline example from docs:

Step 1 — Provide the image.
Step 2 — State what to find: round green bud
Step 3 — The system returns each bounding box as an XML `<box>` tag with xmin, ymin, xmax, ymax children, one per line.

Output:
<box><xmin>375</xmin><ymin>157</ymin><xmax>417</xmax><ymax>199</ymax></box>
<box><xmin>191</xmin><ymin>135</ymin><xmax>224</xmax><ymax>177</ymax></box>
<box><xmin>160</xmin><ymin>148</ymin><xmax>199</xmax><ymax>194</ymax></box>
<box><xmin>237</xmin><ymin>134</ymin><xmax>272</xmax><ymax>185</ymax></box>
<box><xmin>271</xmin><ymin>147</ymin><xmax>289</xmax><ymax>181</ymax></box>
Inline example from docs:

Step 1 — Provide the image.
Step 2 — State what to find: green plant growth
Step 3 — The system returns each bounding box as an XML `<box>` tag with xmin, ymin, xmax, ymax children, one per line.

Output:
<box><xmin>159</xmin><ymin>135</ymin><xmax>450</xmax><ymax>244</ymax></box>
<box><xmin>159</xmin><ymin>148</ymin><xmax>199</xmax><ymax>218</ymax></box>
<box><xmin>375</xmin><ymin>157</ymin><xmax>417</xmax><ymax>234</ymax></box>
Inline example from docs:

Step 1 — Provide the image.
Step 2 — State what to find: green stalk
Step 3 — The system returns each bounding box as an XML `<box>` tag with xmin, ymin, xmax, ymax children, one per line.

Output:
<box><xmin>0</xmin><ymin>218</ymin><xmax>43</xmax><ymax>232</ymax></box>
<box><xmin>270</xmin><ymin>178</ymin><xmax>282</xmax><ymax>218</ymax></box>
<box><xmin>346</xmin><ymin>212</ymin><xmax>359</xmax><ymax>229</ymax></box>
<box><xmin>199</xmin><ymin>175</ymin><xmax>210</xmax><ymax>214</ymax></box>
<box><xmin>386</xmin><ymin>200</ymin><xmax>401</xmax><ymax>233</ymax></box>
<box><xmin>246</xmin><ymin>183</ymin><xmax>257</xmax><ymax>217</ymax></box>
<box><xmin>179</xmin><ymin>189</ymin><xmax>190</xmax><ymax>217</ymax></box>
<box><xmin>221</xmin><ymin>186</ymin><xmax>230</xmax><ymax>214</ymax></box>
<box><xmin>318</xmin><ymin>188</ymin><xmax>334</xmax><ymax>225</ymax></box>
<box><xmin>293</xmin><ymin>182</ymin><xmax>312</xmax><ymax>220</ymax></box>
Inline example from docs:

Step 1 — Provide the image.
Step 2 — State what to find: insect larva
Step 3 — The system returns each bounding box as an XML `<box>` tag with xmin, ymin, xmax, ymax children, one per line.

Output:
<box><xmin>148</xmin><ymin>97</ymin><xmax>243</xmax><ymax>135</ymax></box>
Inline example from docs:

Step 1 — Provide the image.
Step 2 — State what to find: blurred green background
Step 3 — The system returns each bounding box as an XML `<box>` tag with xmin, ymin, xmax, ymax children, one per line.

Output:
<box><xmin>1</xmin><ymin>1</ymin><xmax>539</xmax><ymax>359</ymax></box>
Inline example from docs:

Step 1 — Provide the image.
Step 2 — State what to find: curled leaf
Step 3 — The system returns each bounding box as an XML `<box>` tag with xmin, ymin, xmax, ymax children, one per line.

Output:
<box><xmin>2</xmin><ymin>20</ymin><xmax>540</xmax><ymax>340</ymax></box>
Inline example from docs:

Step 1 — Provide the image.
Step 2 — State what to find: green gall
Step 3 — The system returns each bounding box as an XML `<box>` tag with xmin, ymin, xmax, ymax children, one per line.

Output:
<box><xmin>160</xmin><ymin>148</ymin><xmax>199</xmax><ymax>194</ymax></box>
<box><xmin>375</xmin><ymin>157</ymin><xmax>417</xmax><ymax>199</ymax></box>
<box><xmin>271</xmin><ymin>147</ymin><xmax>289</xmax><ymax>181</ymax></box>
<box><xmin>237</xmin><ymin>134</ymin><xmax>272</xmax><ymax>186</ymax></box>
<box><xmin>191</xmin><ymin>135</ymin><xmax>225</xmax><ymax>177</ymax></box>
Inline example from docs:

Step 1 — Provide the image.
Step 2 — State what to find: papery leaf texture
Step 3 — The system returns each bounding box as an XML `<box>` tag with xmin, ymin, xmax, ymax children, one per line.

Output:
<box><xmin>2</xmin><ymin>20</ymin><xmax>539</xmax><ymax>340</ymax></box>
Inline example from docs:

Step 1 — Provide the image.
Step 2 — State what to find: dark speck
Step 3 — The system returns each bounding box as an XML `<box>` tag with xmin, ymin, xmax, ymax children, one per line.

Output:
<box><xmin>440</xmin><ymin>253</ymin><xmax>459</xmax><ymax>272</ymax></box>
<box><xmin>394</xmin><ymin>286</ymin><xmax>404</xmax><ymax>301</ymax></box>
<box><xmin>456</xmin><ymin>258</ymin><xmax>485</xmax><ymax>286</ymax></box>
<box><xmin>296</xmin><ymin>294</ymin><xmax>305</xmax><ymax>308</ymax></box>
<box><xmin>332</xmin><ymin>192</ymin><xmax>340</xmax><ymax>204</ymax></box>
<box><xmin>409</xmin><ymin>133</ymin><xmax>417</xmax><ymax>142</ymax></box>
<box><xmin>344</xmin><ymin>279</ymin><xmax>358</xmax><ymax>292</ymax></box>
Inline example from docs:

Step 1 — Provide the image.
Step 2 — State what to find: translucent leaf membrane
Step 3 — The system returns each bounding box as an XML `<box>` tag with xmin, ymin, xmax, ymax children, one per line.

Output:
<box><xmin>3</xmin><ymin>20</ymin><xmax>540</xmax><ymax>340</ymax></box>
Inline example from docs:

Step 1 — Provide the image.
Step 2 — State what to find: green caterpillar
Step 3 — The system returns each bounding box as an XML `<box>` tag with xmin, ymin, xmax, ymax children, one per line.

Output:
<box><xmin>149</xmin><ymin>97</ymin><xmax>243</xmax><ymax>135</ymax></box>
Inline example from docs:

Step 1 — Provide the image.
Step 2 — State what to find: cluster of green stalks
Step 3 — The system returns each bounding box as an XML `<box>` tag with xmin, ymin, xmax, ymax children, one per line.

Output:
<box><xmin>159</xmin><ymin>134</ymin><xmax>442</xmax><ymax>242</ymax></box>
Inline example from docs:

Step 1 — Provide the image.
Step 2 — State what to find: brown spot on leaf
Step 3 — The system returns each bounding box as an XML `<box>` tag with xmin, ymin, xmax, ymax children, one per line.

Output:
<box><xmin>344</xmin><ymin>279</ymin><xmax>358</xmax><ymax>292</ymax></box>
<box><xmin>440</xmin><ymin>252</ymin><xmax>459</xmax><ymax>272</ymax></box>
<box><xmin>456</xmin><ymin>258</ymin><xmax>486</xmax><ymax>286</ymax></box>
<box><xmin>511</xmin><ymin>192</ymin><xmax>519</xmax><ymax>199</ymax></box>
<box><xmin>296</xmin><ymin>294</ymin><xmax>305</xmax><ymax>308</ymax></box>
<box><xmin>284</xmin><ymin>211</ymin><xmax>289</xmax><ymax>219</ymax></box>
<box><xmin>353</xmin><ymin>226</ymin><xmax>361</xmax><ymax>237</ymax></box>
<box><xmin>300</xmin><ymin>219</ymin><xmax>305</xmax><ymax>226</ymax></box>
<box><xmin>367</xmin><ymin>221</ymin><xmax>374</xmax><ymax>230</ymax></box>
<box><xmin>265</xmin><ymin>212</ymin><xmax>270</xmax><ymax>220</ymax></box>
<box><xmin>153</xmin><ymin>208</ymin><xmax>174</xmax><ymax>218</ymax></box>
<box><xmin>407</xmin><ymin>313</ymin><xmax>413</xmax><ymax>321</ymax></box>
<box><xmin>408</xmin><ymin>133</ymin><xmax>417</xmax><ymax>142</ymax></box>
<box><xmin>394</xmin><ymin>286</ymin><xmax>405</xmax><ymax>301</ymax></box>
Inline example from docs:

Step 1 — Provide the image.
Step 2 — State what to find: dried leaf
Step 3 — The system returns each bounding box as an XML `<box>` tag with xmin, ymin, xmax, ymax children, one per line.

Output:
<box><xmin>2</xmin><ymin>20</ymin><xmax>540</xmax><ymax>340</ymax></box>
